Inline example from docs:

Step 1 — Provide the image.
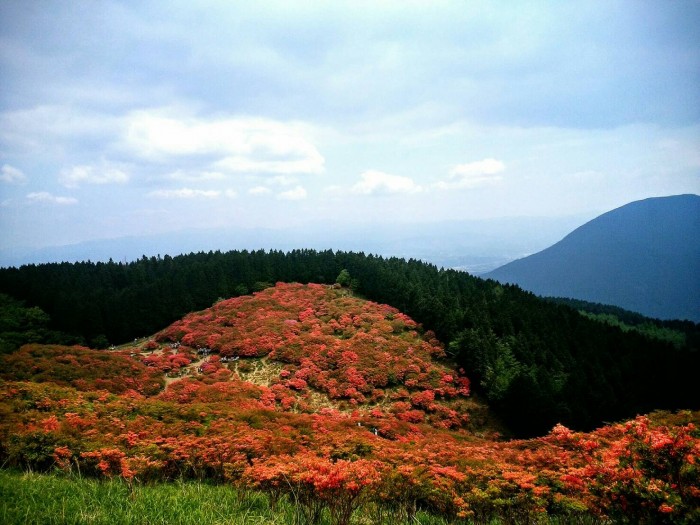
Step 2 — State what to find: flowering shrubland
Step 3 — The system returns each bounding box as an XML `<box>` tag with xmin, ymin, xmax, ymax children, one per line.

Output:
<box><xmin>155</xmin><ymin>283</ymin><xmax>474</xmax><ymax>429</ymax></box>
<box><xmin>0</xmin><ymin>343</ymin><xmax>164</xmax><ymax>395</ymax></box>
<box><xmin>1</xmin><ymin>283</ymin><xmax>697</xmax><ymax>524</ymax></box>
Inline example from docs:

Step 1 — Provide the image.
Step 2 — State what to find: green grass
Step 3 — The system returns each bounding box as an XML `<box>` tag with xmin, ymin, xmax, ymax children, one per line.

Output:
<box><xmin>0</xmin><ymin>469</ymin><xmax>606</xmax><ymax>525</ymax></box>
<box><xmin>0</xmin><ymin>469</ymin><xmax>457</xmax><ymax>525</ymax></box>
<box><xmin>0</xmin><ymin>469</ymin><xmax>284</xmax><ymax>525</ymax></box>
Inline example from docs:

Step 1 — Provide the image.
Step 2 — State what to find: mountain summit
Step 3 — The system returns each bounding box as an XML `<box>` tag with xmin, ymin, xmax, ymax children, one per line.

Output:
<box><xmin>484</xmin><ymin>195</ymin><xmax>700</xmax><ymax>322</ymax></box>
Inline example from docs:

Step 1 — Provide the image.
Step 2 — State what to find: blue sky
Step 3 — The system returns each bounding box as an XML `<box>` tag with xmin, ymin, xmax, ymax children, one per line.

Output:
<box><xmin>1</xmin><ymin>0</ymin><xmax>699</xmax><ymax>251</ymax></box>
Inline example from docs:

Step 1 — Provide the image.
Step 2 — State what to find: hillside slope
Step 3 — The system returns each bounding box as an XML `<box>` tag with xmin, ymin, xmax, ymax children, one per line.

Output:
<box><xmin>151</xmin><ymin>282</ymin><xmax>487</xmax><ymax>430</ymax></box>
<box><xmin>1</xmin><ymin>249</ymin><xmax>698</xmax><ymax>436</ymax></box>
<box><xmin>485</xmin><ymin>195</ymin><xmax>700</xmax><ymax>322</ymax></box>
<box><xmin>2</xmin><ymin>283</ymin><xmax>698</xmax><ymax>523</ymax></box>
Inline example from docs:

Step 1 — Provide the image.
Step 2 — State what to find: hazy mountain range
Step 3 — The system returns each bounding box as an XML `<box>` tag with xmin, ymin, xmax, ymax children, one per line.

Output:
<box><xmin>485</xmin><ymin>194</ymin><xmax>700</xmax><ymax>322</ymax></box>
<box><xmin>0</xmin><ymin>215</ymin><xmax>590</xmax><ymax>273</ymax></box>
<box><xmin>5</xmin><ymin>194</ymin><xmax>698</xmax><ymax>322</ymax></box>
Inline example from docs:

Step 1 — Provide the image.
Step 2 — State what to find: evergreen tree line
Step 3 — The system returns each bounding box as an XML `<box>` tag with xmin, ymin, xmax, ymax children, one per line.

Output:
<box><xmin>546</xmin><ymin>297</ymin><xmax>700</xmax><ymax>347</ymax></box>
<box><xmin>0</xmin><ymin>249</ymin><xmax>697</xmax><ymax>436</ymax></box>
<box><xmin>0</xmin><ymin>293</ymin><xmax>83</xmax><ymax>354</ymax></box>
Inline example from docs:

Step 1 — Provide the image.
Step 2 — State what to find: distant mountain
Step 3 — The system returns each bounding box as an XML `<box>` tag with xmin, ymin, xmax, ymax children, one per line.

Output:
<box><xmin>484</xmin><ymin>195</ymin><xmax>700</xmax><ymax>322</ymax></box>
<box><xmin>0</xmin><ymin>215</ymin><xmax>589</xmax><ymax>273</ymax></box>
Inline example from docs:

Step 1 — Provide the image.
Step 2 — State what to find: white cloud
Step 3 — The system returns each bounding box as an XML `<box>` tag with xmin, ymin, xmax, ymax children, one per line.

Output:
<box><xmin>26</xmin><ymin>191</ymin><xmax>78</xmax><ymax>205</ymax></box>
<box><xmin>351</xmin><ymin>170</ymin><xmax>422</xmax><ymax>195</ymax></box>
<box><xmin>214</xmin><ymin>156</ymin><xmax>323</xmax><ymax>175</ymax></box>
<box><xmin>1</xmin><ymin>164</ymin><xmax>27</xmax><ymax>184</ymax></box>
<box><xmin>124</xmin><ymin>112</ymin><xmax>325</xmax><ymax>175</ymax></box>
<box><xmin>450</xmin><ymin>158</ymin><xmax>505</xmax><ymax>177</ymax></box>
<box><xmin>247</xmin><ymin>175</ymin><xmax>300</xmax><ymax>197</ymax></box>
<box><xmin>224</xmin><ymin>189</ymin><xmax>237</xmax><ymax>199</ymax></box>
<box><xmin>60</xmin><ymin>164</ymin><xmax>129</xmax><ymax>188</ymax></box>
<box><xmin>435</xmin><ymin>158</ymin><xmax>505</xmax><ymax>190</ymax></box>
<box><xmin>277</xmin><ymin>185</ymin><xmax>307</xmax><ymax>201</ymax></box>
<box><xmin>166</xmin><ymin>170</ymin><xmax>226</xmax><ymax>182</ymax></box>
<box><xmin>148</xmin><ymin>188</ymin><xmax>221</xmax><ymax>199</ymax></box>
<box><xmin>249</xmin><ymin>186</ymin><xmax>272</xmax><ymax>196</ymax></box>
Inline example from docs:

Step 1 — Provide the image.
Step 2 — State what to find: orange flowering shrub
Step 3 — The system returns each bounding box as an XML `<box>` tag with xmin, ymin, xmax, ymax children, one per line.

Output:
<box><xmin>155</xmin><ymin>283</ymin><xmax>473</xmax><ymax>428</ymax></box>
<box><xmin>0</xmin><ymin>283</ymin><xmax>697</xmax><ymax>523</ymax></box>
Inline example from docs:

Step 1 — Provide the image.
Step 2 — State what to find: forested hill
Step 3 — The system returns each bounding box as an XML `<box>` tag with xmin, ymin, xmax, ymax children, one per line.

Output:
<box><xmin>485</xmin><ymin>194</ymin><xmax>700</xmax><ymax>322</ymax></box>
<box><xmin>1</xmin><ymin>249</ymin><xmax>698</xmax><ymax>437</ymax></box>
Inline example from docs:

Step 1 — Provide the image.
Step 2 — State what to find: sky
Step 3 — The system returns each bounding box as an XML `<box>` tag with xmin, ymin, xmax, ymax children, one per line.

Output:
<box><xmin>1</xmin><ymin>0</ymin><xmax>699</xmax><ymax>253</ymax></box>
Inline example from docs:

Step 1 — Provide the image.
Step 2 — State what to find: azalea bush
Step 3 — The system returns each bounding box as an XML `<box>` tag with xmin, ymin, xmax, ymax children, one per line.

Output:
<box><xmin>155</xmin><ymin>283</ymin><xmax>474</xmax><ymax>428</ymax></box>
<box><xmin>0</xmin><ymin>283</ymin><xmax>697</xmax><ymax>524</ymax></box>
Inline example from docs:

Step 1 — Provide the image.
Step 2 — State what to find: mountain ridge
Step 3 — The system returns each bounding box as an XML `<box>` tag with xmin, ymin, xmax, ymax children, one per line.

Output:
<box><xmin>485</xmin><ymin>194</ymin><xmax>700</xmax><ymax>322</ymax></box>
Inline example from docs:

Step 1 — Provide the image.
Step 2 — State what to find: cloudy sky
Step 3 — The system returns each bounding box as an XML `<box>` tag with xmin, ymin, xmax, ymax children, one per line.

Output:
<box><xmin>1</xmin><ymin>0</ymin><xmax>699</xmax><ymax>252</ymax></box>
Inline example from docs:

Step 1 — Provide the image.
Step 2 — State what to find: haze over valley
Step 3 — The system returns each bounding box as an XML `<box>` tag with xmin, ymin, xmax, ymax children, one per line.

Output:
<box><xmin>0</xmin><ymin>213</ymin><xmax>593</xmax><ymax>273</ymax></box>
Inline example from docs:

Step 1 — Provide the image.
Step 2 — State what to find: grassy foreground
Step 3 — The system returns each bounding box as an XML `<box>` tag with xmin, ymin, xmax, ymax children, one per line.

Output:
<box><xmin>0</xmin><ymin>469</ymin><xmax>276</xmax><ymax>525</ymax></box>
<box><xmin>0</xmin><ymin>469</ymin><xmax>462</xmax><ymax>525</ymax></box>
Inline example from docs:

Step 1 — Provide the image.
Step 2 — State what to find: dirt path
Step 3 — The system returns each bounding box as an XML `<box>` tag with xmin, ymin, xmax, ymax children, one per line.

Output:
<box><xmin>233</xmin><ymin>356</ymin><xmax>282</xmax><ymax>387</ymax></box>
<box><xmin>162</xmin><ymin>355</ymin><xmax>208</xmax><ymax>388</ymax></box>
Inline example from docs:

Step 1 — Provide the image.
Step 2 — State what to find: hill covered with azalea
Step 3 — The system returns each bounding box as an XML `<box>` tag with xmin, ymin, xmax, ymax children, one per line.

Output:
<box><xmin>1</xmin><ymin>282</ymin><xmax>699</xmax><ymax>524</ymax></box>
<box><xmin>152</xmin><ymin>283</ymin><xmax>477</xmax><ymax>428</ymax></box>
<box><xmin>1</xmin><ymin>250</ymin><xmax>698</xmax><ymax>436</ymax></box>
